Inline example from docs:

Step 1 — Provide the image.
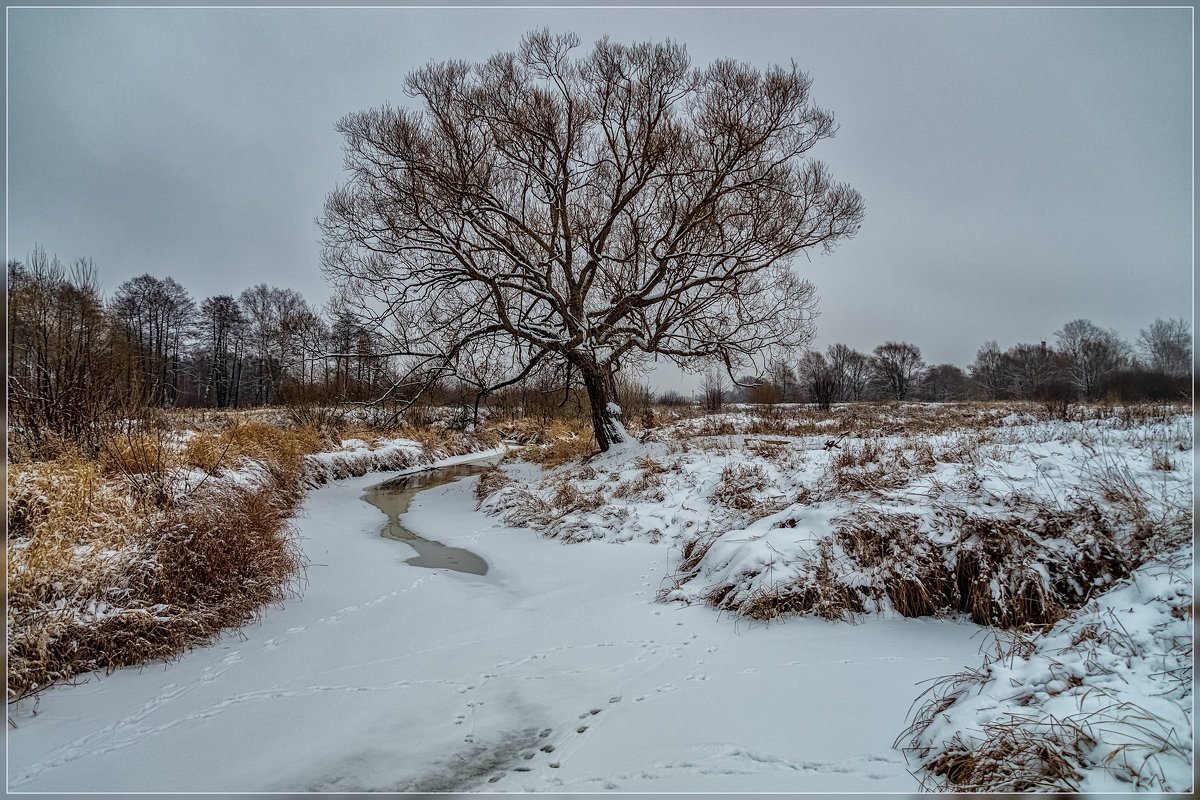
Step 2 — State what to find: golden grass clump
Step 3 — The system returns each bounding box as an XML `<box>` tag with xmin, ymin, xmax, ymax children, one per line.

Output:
<box><xmin>8</xmin><ymin>425</ymin><xmax>311</xmax><ymax>708</ymax></box>
<box><xmin>185</xmin><ymin>422</ymin><xmax>325</xmax><ymax>481</ymax></box>
<box><xmin>529</xmin><ymin>422</ymin><xmax>598</xmax><ymax>467</ymax></box>
<box><xmin>473</xmin><ymin>465</ymin><xmax>515</xmax><ymax>507</ymax></box>
<box><xmin>98</xmin><ymin>428</ymin><xmax>172</xmax><ymax>478</ymax></box>
<box><xmin>711</xmin><ymin>463</ymin><xmax>774</xmax><ymax>512</ymax></box>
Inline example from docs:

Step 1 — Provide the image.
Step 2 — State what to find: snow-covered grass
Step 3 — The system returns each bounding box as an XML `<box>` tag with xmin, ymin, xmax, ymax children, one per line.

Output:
<box><xmin>6</xmin><ymin>412</ymin><xmax>498</xmax><ymax>708</ymax></box>
<box><xmin>6</xmin><ymin>442</ymin><xmax>307</xmax><ymax>707</ymax></box>
<box><xmin>899</xmin><ymin>546</ymin><xmax>1193</xmax><ymax>792</ymax></box>
<box><xmin>471</xmin><ymin>400</ymin><xmax>1193</xmax><ymax>790</ymax></box>
<box><xmin>477</xmin><ymin>402</ymin><xmax>1192</xmax><ymax>627</ymax></box>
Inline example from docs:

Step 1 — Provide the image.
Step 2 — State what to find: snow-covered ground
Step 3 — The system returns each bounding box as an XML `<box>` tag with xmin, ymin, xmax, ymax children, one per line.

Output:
<box><xmin>8</xmin><ymin>404</ymin><xmax>1192</xmax><ymax>793</ymax></box>
<box><xmin>8</xmin><ymin>451</ymin><xmax>985</xmax><ymax>793</ymax></box>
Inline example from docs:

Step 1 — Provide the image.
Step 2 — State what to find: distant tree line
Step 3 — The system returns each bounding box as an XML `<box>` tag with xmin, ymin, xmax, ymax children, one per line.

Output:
<box><xmin>7</xmin><ymin>246</ymin><xmax>394</xmax><ymax>455</ymax></box>
<box><xmin>6</xmin><ymin>245</ymin><xmax>666</xmax><ymax>454</ymax></box>
<box><xmin>710</xmin><ymin>318</ymin><xmax>1190</xmax><ymax>410</ymax></box>
<box><xmin>6</xmin><ymin>244</ymin><xmax>1191</xmax><ymax>457</ymax></box>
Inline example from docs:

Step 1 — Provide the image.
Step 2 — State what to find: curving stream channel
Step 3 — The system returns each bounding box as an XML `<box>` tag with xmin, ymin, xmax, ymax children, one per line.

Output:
<box><xmin>360</xmin><ymin>460</ymin><xmax>499</xmax><ymax>575</ymax></box>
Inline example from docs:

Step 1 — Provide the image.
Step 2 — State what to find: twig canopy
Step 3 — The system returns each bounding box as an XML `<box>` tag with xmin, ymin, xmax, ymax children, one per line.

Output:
<box><xmin>321</xmin><ymin>30</ymin><xmax>865</xmax><ymax>450</ymax></box>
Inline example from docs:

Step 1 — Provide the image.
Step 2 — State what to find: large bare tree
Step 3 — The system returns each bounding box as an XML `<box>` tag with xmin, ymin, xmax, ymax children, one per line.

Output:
<box><xmin>321</xmin><ymin>30</ymin><xmax>864</xmax><ymax>450</ymax></box>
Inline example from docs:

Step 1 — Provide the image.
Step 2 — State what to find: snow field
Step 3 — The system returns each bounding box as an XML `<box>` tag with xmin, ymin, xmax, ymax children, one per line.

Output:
<box><xmin>8</xmin><ymin>401</ymin><xmax>1191</xmax><ymax>792</ymax></box>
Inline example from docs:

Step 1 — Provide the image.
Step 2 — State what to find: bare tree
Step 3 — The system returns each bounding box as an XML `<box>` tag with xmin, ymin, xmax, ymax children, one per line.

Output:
<box><xmin>1003</xmin><ymin>342</ymin><xmax>1063</xmax><ymax>400</ymax></box>
<box><xmin>111</xmin><ymin>274</ymin><xmax>195</xmax><ymax>407</ymax></box>
<box><xmin>198</xmin><ymin>295</ymin><xmax>247</xmax><ymax>408</ymax></box>
<box><xmin>1054</xmin><ymin>319</ymin><xmax>1130</xmax><ymax>400</ymax></box>
<box><xmin>1137</xmin><ymin>317</ymin><xmax>1191</xmax><ymax>378</ymax></box>
<box><xmin>919</xmin><ymin>363</ymin><xmax>974</xmax><ymax>402</ymax></box>
<box><xmin>969</xmin><ymin>340</ymin><xmax>1009</xmax><ymax>400</ymax></box>
<box><xmin>320</xmin><ymin>30</ymin><xmax>863</xmax><ymax>450</ymax></box>
<box><xmin>825</xmin><ymin>343</ymin><xmax>869</xmax><ymax>402</ymax></box>
<box><xmin>7</xmin><ymin>247</ymin><xmax>117</xmax><ymax>454</ymax></box>
<box><xmin>870</xmin><ymin>341</ymin><xmax>925</xmax><ymax>400</ymax></box>
<box><xmin>796</xmin><ymin>349</ymin><xmax>837</xmax><ymax>409</ymax></box>
<box><xmin>700</xmin><ymin>367</ymin><xmax>728</xmax><ymax>413</ymax></box>
<box><xmin>238</xmin><ymin>284</ymin><xmax>315</xmax><ymax>405</ymax></box>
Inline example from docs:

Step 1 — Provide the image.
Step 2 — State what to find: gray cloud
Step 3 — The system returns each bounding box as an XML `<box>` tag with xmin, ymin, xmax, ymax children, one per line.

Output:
<box><xmin>7</xmin><ymin>6</ymin><xmax>1191</xmax><ymax>374</ymax></box>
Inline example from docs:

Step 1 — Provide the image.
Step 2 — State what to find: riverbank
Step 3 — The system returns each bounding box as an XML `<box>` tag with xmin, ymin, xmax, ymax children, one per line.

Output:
<box><xmin>6</xmin><ymin>414</ymin><xmax>500</xmax><ymax>708</ymax></box>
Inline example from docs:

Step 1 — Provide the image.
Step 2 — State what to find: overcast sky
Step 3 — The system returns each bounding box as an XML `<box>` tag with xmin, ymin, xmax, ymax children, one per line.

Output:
<box><xmin>6</xmin><ymin>4</ymin><xmax>1193</xmax><ymax>385</ymax></box>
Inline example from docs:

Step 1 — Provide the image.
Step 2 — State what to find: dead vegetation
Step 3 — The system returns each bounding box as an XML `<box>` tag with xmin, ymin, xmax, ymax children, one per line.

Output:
<box><xmin>7</xmin><ymin>407</ymin><xmax>502</xmax><ymax>711</ymax></box>
<box><xmin>7</xmin><ymin>424</ymin><xmax>310</xmax><ymax>708</ymax></box>
<box><xmin>636</xmin><ymin>401</ymin><xmax>1192</xmax><ymax>629</ymax></box>
<box><xmin>696</xmin><ymin>489</ymin><xmax>1142</xmax><ymax>628</ymax></box>
<box><xmin>897</xmin><ymin>549</ymin><xmax>1194</xmax><ymax>792</ymax></box>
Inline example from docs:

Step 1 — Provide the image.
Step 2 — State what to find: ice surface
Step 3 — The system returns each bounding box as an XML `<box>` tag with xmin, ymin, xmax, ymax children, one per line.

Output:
<box><xmin>8</xmin><ymin>455</ymin><xmax>984</xmax><ymax>793</ymax></box>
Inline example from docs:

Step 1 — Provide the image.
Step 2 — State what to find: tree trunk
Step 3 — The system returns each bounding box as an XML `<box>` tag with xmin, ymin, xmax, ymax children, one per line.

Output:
<box><xmin>581</xmin><ymin>366</ymin><xmax>624</xmax><ymax>453</ymax></box>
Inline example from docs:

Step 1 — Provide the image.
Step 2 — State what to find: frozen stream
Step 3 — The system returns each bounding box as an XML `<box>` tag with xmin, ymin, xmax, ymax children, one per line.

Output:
<box><xmin>8</xmin><ymin>453</ymin><xmax>986</xmax><ymax>793</ymax></box>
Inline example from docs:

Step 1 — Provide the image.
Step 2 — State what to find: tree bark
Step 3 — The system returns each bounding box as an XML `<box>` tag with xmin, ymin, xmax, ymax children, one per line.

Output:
<box><xmin>580</xmin><ymin>366</ymin><xmax>624</xmax><ymax>453</ymax></box>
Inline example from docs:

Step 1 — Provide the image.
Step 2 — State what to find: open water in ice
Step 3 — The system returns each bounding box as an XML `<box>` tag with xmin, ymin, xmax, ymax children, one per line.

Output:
<box><xmin>361</xmin><ymin>460</ymin><xmax>499</xmax><ymax>575</ymax></box>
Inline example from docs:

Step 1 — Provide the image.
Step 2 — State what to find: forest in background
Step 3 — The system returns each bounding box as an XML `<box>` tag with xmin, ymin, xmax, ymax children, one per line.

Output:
<box><xmin>8</xmin><ymin>244</ymin><xmax>1190</xmax><ymax>462</ymax></box>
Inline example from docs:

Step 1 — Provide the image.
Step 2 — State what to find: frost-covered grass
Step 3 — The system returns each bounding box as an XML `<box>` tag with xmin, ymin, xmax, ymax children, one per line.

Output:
<box><xmin>478</xmin><ymin>401</ymin><xmax>1192</xmax><ymax>624</ymax></box>
<box><xmin>472</xmin><ymin>399</ymin><xmax>1193</xmax><ymax>791</ymax></box>
<box><xmin>899</xmin><ymin>547</ymin><xmax>1193</xmax><ymax>792</ymax></box>
<box><xmin>6</xmin><ymin>410</ymin><xmax>499</xmax><ymax>708</ymax></box>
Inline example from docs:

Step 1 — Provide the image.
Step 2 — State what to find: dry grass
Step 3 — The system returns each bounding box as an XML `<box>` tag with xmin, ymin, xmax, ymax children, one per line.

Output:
<box><xmin>473</xmin><ymin>465</ymin><xmax>515</xmax><ymax>507</ymax></box>
<box><xmin>613</xmin><ymin>455</ymin><xmax>668</xmax><ymax>501</ymax></box>
<box><xmin>5</xmin><ymin>415</ymin><xmax>386</xmax><ymax>709</ymax></box>
<box><xmin>508</xmin><ymin>419</ymin><xmax>598</xmax><ymax>467</ymax></box>
<box><xmin>7</xmin><ymin>451</ymin><xmax>306</xmax><ymax>707</ymax></box>
<box><xmin>901</xmin><ymin>648</ymin><xmax>1192</xmax><ymax>792</ymax></box>
<box><xmin>737</xmin><ymin>541</ymin><xmax>865</xmax><ymax>623</ymax></box>
<box><xmin>705</xmin><ymin>498</ymin><xmax>1130</xmax><ymax>627</ymax></box>
<box><xmin>897</xmin><ymin>546</ymin><xmax>1193</xmax><ymax>792</ymax></box>
<box><xmin>184</xmin><ymin>421</ymin><xmax>325</xmax><ymax>481</ymax></box>
<box><xmin>711</xmin><ymin>463</ymin><xmax>771</xmax><ymax>510</ymax></box>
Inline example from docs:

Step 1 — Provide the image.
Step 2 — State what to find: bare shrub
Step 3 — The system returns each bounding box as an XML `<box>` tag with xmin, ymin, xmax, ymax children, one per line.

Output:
<box><xmin>98</xmin><ymin>417</ymin><xmax>180</xmax><ymax>507</ymax></box>
<box><xmin>284</xmin><ymin>401</ymin><xmax>347</xmax><ymax>445</ymax></box>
